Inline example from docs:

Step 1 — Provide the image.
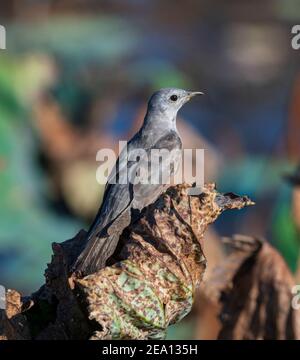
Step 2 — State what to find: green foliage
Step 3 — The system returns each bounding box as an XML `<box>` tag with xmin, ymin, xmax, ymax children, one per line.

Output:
<box><xmin>272</xmin><ymin>186</ymin><xmax>300</xmax><ymax>273</ymax></box>
<box><xmin>9</xmin><ymin>16</ymin><xmax>138</xmax><ymax>63</ymax></box>
<box><xmin>0</xmin><ymin>56</ymin><xmax>81</xmax><ymax>293</ymax></box>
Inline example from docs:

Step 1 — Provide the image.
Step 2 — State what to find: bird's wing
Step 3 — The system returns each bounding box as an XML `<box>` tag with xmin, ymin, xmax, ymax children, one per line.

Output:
<box><xmin>132</xmin><ymin>130</ymin><xmax>182</xmax><ymax>210</ymax></box>
<box><xmin>73</xmin><ymin>131</ymin><xmax>182</xmax><ymax>274</ymax></box>
<box><xmin>86</xmin><ymin>142</ymin><xmax>135</xmax><ymax>235</ymax></box>
<box><xmin>73</xmin><ymin>181</ymin><xmax>132</xmax><ymax>273</ymax></box>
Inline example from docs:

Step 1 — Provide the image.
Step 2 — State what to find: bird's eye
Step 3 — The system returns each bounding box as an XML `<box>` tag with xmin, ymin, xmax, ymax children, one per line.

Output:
<box><xmin>170</xmin><ymin>95</ymin><xmax>178</xmax><ymax>101</ymax></box>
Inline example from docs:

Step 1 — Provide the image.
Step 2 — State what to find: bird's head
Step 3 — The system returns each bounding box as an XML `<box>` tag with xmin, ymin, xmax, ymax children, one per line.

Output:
<box><xmin>147</xmin><ymin>88</ymin><xmax>204</xmax><ymax>119</ymax></box>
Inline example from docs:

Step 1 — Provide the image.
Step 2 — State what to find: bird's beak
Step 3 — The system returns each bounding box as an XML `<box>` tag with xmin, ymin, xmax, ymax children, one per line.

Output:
<box><xmin>189</xmin><ymin>91</ymin><xmax>204</xmax><ymax>97</ymax></box>
<box><xmin>186</xmin><ymin>91</ymin><xmax>204</xmax><ymax>101</ymax></box>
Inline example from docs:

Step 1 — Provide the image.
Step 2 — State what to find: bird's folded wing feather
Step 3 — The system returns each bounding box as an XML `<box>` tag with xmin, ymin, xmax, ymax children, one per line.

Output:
<box><xmin>74</xmin><ymin>131</ymin><xmax>182</xmax><ymax>273</ymax></box>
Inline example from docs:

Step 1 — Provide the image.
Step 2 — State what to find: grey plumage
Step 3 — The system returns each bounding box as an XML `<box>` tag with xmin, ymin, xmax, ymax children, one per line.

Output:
<box><xmin>73</xmin><ymin>88</ymin><xmax>203</xmax><ymax>275</ymax></box>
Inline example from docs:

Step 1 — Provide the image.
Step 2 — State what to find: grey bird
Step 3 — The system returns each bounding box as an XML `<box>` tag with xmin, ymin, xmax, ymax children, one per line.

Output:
<box><xmin>73</xmin><ymin>88</ymin><xmax>203</xmax><ymax>275</ymax></box>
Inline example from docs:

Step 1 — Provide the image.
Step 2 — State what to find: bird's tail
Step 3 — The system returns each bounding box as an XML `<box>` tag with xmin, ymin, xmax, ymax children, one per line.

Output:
<box><xmin>72</xmin><ymin>232</ymin><xmax>120</xmax><ymax>276</ymax></box>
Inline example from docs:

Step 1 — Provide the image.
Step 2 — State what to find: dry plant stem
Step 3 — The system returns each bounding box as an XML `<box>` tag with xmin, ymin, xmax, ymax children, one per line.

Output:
<box><xmin>0</xmin><ymin>183</ymin><xmax>253</xmax><ymax>340</ymax></box>
<box><xmin>206</xmin><ymin>235</ymin><xmax>300</xmax><ymax>340</ymax></box>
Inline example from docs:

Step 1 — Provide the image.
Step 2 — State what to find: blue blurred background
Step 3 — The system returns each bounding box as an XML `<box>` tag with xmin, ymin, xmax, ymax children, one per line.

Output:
<box><xmin>0</xmin><ymin>0</ymin><xmax>300</xmax><ymax>339</ymax></box>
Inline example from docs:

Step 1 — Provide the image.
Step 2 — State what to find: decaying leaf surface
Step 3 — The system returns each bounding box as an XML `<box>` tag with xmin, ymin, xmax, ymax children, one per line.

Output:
<box><xmin>206</xmin><ymin>235</ymin><xmax>300</xmax><ymax>340</ymax></box>
<box><xmin>0</xmin><ymin>184</ymin><xmax>253</xmax><ymax>340</ymax></box>
<box><xmin>0</xmin><ymin>290</ymin><xmax>31</xmax><ymax>340</ymax></box>
<box><xmin>194</xmin><ymin>228</ymin><xmax>224</xmax><ymax>339</ymax></box>
<box><xmin>75</xmin><ymin>184</ymin><xmax>253</xmax><ymax>339</ymax></box>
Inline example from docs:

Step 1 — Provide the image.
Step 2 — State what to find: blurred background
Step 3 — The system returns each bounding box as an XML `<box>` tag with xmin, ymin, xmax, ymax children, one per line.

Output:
<box><xmin>0</xmin><ymin>0</ymin><xmax>300</xmax><ymax>339</ymax></box>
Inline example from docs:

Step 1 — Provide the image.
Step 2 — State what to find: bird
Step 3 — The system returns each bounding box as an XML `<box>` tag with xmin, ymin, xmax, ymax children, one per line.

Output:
<box><xmin>73</xmin><ymin>88</ymin><xmax>203</xmax><ymax>275</ymax></box>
